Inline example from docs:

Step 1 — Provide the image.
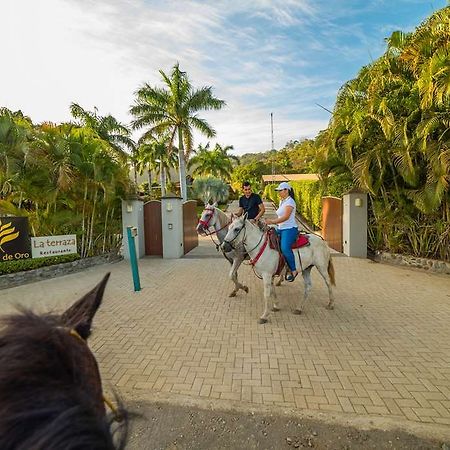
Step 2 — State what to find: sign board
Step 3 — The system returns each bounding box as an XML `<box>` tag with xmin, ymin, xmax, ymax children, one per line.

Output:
<box><xmin>0</xmin><ymin>216</ymin><xmax>31</xmax><ymax>261</ymax></box>
<box><xmin>31</xmin><ymin>235</ymin><xmax>77</xmax><ymax>258</ymax></box>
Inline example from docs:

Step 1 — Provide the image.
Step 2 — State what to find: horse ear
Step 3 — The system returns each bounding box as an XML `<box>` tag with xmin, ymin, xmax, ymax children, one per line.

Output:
<box><xmin>60</xmin><ymin>273</ymin><xmax>110</xmax><ymax>340</ymax></box>
<box><xmin>213</xmin><ymin>201</ymin><xmax>218</xmax><ymax>207</ymax></box>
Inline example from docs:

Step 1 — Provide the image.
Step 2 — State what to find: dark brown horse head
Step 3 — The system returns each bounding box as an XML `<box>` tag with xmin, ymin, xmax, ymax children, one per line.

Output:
<box><xmin>0</xmin><ymin>273</ymin><xmax>126</xmax><ymax>450</ymax></box>
<box><xmin>61</xmin><ymin>272</ymin><xmax>110</xmax><ymax>339</ymax></box>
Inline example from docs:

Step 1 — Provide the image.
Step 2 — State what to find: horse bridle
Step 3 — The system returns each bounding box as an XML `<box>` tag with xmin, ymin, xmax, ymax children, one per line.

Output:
<box><xmin>223</xmin><ymin>221</ymin><xmax>265</xmax><ymax>254</ymax></box>
<box><xmin>198</xmin><ymin>207</ymin><xmax>215</xmax><ymax>229</ymax></box>
<box><xmin>199</xmin><ymin>207</ymin><xmax>231</xmax><ymax>249</ymax></box>
<box><xmin>63</xmin><ymin>327</ymin><xmax>123</xmax><ymax>422</ymax></box>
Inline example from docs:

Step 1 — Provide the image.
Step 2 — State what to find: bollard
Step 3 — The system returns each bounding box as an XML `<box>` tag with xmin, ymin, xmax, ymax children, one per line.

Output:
<box><xmin>126</xmin><ymin>226</ymin><xmax>141</xmax><ymax>292</ymax></box>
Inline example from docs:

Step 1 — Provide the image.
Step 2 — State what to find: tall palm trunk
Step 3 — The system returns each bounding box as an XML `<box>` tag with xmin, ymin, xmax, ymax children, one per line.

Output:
<box><xmin>81</xmin><ymin>181</ymin><xmax>88</xmax><ymax>258</ymax></box>
<box><xmin>160</xmin><ymin>161</ymin><xmax>166</xmax><ymax>197</ymax></box>
<box><xmin>102</xmin><ymin>204</ymin><xmax>109</xmax><ymax>254</ymax></box>
<box><xmin>133</xmin><ymin>162</ymin><xmax>138</xmax><ymax>184</ymax></box>
<box><xmin>147</xmin><ymin>168</ymin><xmax>152</xmax><ymax>195</ymax></box>
<box><xmin>178</xmin><ymin>128</ymin><xmax>187</xmax><ymax>200</ymax></box>
<box><xmin>87</xmin><ymin>186</ymin><xmax>98</xmax><ymax>256</ymax></box>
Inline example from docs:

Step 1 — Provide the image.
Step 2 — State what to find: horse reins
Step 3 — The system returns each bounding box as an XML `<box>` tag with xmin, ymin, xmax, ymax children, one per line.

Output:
<box><xmin>223</xmin><ymin>222</ymin><xmax>267</xmax><ymax>281</ymax></box>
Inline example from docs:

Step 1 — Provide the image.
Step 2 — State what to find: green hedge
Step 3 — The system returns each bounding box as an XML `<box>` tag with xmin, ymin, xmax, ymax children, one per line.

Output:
<box><xmin>264</xmin><ymin>177</ymin><xmax>352</xmax><ymax>229</ymax></box>
<box><xmin>0</xmin><ymin>254</ymin><xmax>80</xmax><ymax>275</ymax></box>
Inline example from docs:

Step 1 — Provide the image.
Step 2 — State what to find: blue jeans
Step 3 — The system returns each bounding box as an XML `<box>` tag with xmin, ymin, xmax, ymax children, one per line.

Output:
<box><xmin>278</xmin><ymin>227</ymin><xmax>298</xmax><ymax>271</ymax></box>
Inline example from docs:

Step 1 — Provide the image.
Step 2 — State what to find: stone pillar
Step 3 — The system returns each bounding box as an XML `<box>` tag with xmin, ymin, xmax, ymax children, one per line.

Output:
<box><xmin>161</xmin><ymin>194</ymin><xmax>184</xmax><ymax>258</ymax></box>
<box><xmin>342</xmin><ymin>190</ymin><xmax>368</xmax><ymax>258</ymax></box>
<box><xmin>121</xmin><ymin>199</ymin><xmax>145</xmax><ymax>259</ymax></box>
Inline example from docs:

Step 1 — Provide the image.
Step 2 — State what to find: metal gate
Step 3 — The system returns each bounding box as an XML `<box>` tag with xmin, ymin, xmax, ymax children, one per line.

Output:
<box><xmin>183</xmin><ymin>200</ymin><xmax>198</xmax><ymax>255</ymax></box>
<box><xmin>144</xmin><ymin>200</ymin><xmax>162</xmax><ymax>256</ymax></box>
<box><xmin>322</xmin><ymin>196</ymin><xmax>342</xmax><ymax>252</ymax></box>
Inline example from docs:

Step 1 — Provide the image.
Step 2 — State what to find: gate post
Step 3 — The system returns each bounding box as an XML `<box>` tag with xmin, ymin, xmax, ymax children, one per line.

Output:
<box><xmin>161</xmin><ymin>194</ymin><xmax>184</xmax><ymax>258</ymax></box>
<box><xmin>342</xmin><ymin>189</ymin><xmax>367</xmax><ymax>258</ymax></box>
<box><xmin>121</xmin><ymin>199</ymin><xmax>145</xmax><ymax>260</ymax></box>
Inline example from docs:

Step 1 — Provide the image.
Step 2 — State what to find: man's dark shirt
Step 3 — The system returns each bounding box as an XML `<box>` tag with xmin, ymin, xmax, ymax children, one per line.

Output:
<box><xmin>239</xmin><ymin>193</ymin><xmax>263</xmax><ymax>219</ymax></box>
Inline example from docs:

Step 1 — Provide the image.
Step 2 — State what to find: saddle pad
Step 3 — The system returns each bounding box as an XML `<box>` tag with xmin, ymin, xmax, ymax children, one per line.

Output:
<box><xmin>292</xmin><ymin>234</ymin><xmax>310</xmax><ymax>249</ymax></box>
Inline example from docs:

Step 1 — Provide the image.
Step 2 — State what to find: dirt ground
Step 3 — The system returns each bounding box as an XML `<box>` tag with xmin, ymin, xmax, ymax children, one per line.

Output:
<box><xmin>125</xmin><ymin>401</ymin><xmax>447</xmax><ymax>450</ymax></box>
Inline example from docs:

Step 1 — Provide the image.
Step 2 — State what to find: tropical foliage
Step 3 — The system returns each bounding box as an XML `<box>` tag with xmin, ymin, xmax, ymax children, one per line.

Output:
<box><xmin>134</xmin><ymin>136</ymin><xmax>177</xmax><ymax>197</ymax></box>
<box><xmin>130</xmin><ymin>63</ymin><xmax>225</xmax><ymax>200</ymax></box>
<box><xmin>232</xmin><ymin>139</ymin><xmax>317</xmax><ymax>193</ymax></box>
<box><xmin>240</xmin><ymin>7</ymin><xmax>450</xmax><ymax>261</ymax></box>
<box><xmin>264</xmin><ymin>178</ymin><xmax>352</xmax><ymax>229</ymax></box>
<box><xmin>192</xmin><ymin>176</ymin><xmax>229</xmax><ymax>204</ymax></box>
<box><xmin>188</xmin><ymin>143</ymin><xmax>238</xmax><ymax>180</ymax></box>
<box><xmin>0</xmin><ymin>107</ymin><xmax>133</xmax><ymax>257</ymax></box>
<box><xmin>314</xmin><ymin>7</ymin><xmax>450</xmax><ymax>260</ymax></box>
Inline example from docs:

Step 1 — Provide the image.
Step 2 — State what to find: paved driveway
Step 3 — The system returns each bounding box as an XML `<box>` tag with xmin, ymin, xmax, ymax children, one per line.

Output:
<box><xmin>1</xmin><ymin>215</ymin><xmax>450</xmax><ymax>440</ymax></box>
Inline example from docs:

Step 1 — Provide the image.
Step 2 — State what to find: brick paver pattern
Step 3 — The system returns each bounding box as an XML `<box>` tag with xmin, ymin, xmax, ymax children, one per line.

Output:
<box><xmin>1</xmin><ymin>202</ymin><xmax>449</xmax><ymax>430</ymax></box>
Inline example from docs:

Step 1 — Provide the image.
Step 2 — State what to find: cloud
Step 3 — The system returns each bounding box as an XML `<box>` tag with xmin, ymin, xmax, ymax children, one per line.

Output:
<box><xmin>4</xmin><ymin>0</ymin><xmax>437</xmax><ymax>157</ymax></box>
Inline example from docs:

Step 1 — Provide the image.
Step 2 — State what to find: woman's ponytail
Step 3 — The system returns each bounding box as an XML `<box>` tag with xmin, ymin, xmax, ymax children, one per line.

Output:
<box><xmin>288</xmin><ymin>188</ymin><xmax>295</xmax><ymax>201</ymax></box>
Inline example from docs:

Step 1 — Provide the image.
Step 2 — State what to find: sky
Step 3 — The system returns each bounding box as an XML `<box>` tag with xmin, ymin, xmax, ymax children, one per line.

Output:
<box><xmin>1</xmin><ymin>0</ymin><xmax>447</xmax><ymax>155</ymax></box>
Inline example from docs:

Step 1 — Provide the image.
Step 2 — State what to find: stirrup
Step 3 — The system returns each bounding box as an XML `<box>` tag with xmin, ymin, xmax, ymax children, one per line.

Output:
<box><xmin>285</xmin><ymin>271</ymin><xmax>298</xmax><ymax>282</ymax></box>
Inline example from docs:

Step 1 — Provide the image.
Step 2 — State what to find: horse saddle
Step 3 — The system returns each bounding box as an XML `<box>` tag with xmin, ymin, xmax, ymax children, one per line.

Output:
<box><xmin>267</xmin><ymin>228</ymin><xmax>310</xmax><ymax>250</ymax></box>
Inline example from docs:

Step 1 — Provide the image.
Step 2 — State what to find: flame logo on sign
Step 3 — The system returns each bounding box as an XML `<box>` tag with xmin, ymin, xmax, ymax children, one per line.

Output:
<box><xmin>0</xmin><ymin>219</ymin><xmax>20</xmax><ymax>252</ymax></box>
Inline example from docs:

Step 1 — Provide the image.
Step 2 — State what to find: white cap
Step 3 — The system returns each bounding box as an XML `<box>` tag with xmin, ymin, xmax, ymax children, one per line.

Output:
<box><xmin>274</xmin><ymin>182</ymin><xmax>292</xmax><ymax>191</ymax></box>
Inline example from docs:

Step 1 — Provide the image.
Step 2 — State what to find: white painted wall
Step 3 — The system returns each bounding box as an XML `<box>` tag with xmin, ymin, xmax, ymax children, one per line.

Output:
<box><xmin>343</xmin><ymin>192</ymin><xmax>367</xmax><ymax>258</ymax></box>
<box><xmin>161</xmin><ymin>196</ymin><xmax>184</xmax><ymax>259</ymax></box>
<box><xmin>121</xmin><ymin>199</ymin><xmax>145</xmax><ymax>259</ymax></box>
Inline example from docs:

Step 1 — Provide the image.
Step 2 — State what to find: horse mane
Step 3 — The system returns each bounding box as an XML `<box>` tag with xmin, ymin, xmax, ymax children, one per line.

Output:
<box><xmin>0</xmin><ymin>310</ymin><xmax>126</xmax><ymax>450</ymax></box>
<box><xmin>215</xmin><ymin>207</ymin><xmax>230</xmax><ymax>229</ymax></box>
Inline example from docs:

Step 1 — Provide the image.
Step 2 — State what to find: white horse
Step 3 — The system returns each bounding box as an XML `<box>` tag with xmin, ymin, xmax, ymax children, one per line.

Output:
<box><xmin>221</xmin><ymin>214</ymin><xmax>336</xmax><ymax>323</ymax></box>
<box><xmin>197</xmin><ymin>203</ymin><xmax>249</xmax><ymax>298</ymax></box>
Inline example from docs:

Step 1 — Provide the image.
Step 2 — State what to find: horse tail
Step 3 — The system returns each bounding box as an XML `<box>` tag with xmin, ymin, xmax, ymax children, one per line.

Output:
<box><xmin>328</xmin><ymin>258</ymin><xmax>336</xmax><ymax>286</ymax></box>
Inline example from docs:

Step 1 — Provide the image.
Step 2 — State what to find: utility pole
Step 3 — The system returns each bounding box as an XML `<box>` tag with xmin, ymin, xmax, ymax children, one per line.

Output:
<box><xmin>270</xmin><ymin>112</ymin><xmax>275</xmax><ymax>178</ymax></box>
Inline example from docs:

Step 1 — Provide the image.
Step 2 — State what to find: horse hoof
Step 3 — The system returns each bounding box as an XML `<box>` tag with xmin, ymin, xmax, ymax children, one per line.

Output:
<box><xmin>325</xmin><ymin>304</ymin><xmax>334</xmax><ymax>310</ymax></box>
<box><xmin>243</xmin><ymin>286</ymin><xmax>249</xmax><ymax>294</ymax></box>
<box><xmin>271</xmin><ymin>307</ymin><xmax>280</xmax><ymax>312</ymax></box>
<box><xmin>229</xmin><ymin>292</ymin><xmax>237</xmax><ymax>298</ymax></box>
<box><xmin>258</xmin><ymin>318</ymin><xmax>268</xmax><ymax>324</ymax></box>
<box><xmin>293</xmin><ymin>309</ymin><xmax>302</xmax><ymax>315</ymax></box>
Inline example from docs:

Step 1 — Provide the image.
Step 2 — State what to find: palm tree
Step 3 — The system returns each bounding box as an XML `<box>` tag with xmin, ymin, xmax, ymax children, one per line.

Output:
<box><xmin>135</xmin><ymin>137</ymin><xmax>177</xmax><ymax>197</ymax></box>
<box><xmin>130</xmin><ymin>63</ymin><xmax>225</xmax><ymax>200</ymax></box>
<box><xmin>315</xmin><ymin>6</ymin><xmax>450</xmax><ymax>259</ymax></box>
<box><xmin>70</xmin><ymin>103</ymin><xmax>135</xmax><ymax>161</ymax></box>
<box><xmin>0</xmin><ymin>109</ymin><xmax>32</xmax><ymax>200</ymax></box>
<box><xmin>188</xmin><ymin>142</ymin><xmax>237</xmax><ymax>180</ymax></box>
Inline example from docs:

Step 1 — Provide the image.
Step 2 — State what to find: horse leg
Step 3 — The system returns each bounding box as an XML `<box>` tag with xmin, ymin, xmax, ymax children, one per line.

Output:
<box><xmin>293</xmin><ymin>266</ymin><xmax>312</xmax><ymax>315</ymax></box>
<box><xmin>259</xmin><ymin>273</ymin><xmax>273</xmax><ymax>324</ymax></box>
<box><xmin>228</xmin><ymin>256</ymin><xmax>248</xmax><ymax>297</ymax></box>
<box><xmin>316</xmin><ymin>259</ymin><xmax>335</xmax><ymax>310</ymax></box>
<box><xmin>275</xmin><ymin>268</ymin><xmax>285</xmax><ymax>286</ymax></box>
<box><xmin>271</xmin><ymin>278</ymin><xmax>280</xmax><ymax>312</ymax></box>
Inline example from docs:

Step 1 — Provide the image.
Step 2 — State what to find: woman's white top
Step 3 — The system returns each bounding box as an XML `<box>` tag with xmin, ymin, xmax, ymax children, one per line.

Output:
<box><xmin>276</xmin><ymin>196</ymin><xmax>297</xmax><ymax>230</ymax></box>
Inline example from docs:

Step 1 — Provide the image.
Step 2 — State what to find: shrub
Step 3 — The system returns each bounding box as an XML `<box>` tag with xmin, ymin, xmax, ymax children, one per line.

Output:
<box><xmin>192</xmin><ymin>177</ymin><xmax>229</xmax><ymax>204</ymax></box>
<box><xmin>0</xmin><ymin>254</ymin><xmax>80</xmax><ymax>275</ymax></box>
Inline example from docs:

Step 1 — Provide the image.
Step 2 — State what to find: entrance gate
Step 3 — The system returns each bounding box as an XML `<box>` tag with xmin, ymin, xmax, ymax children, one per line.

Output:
<box><xmin>322</xmin><ymin>196</ymin><xmax>342</xmax><ymax>252</ymax></box>
<box><xmin>144</xmin><ymin>200</ymin><xmax>162</xmax><ymax>256</ymax></box>
<box><xmin>183</xmin><ymin>200</ymin><xmax>198</xmax><ymax>255</ymax></box>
